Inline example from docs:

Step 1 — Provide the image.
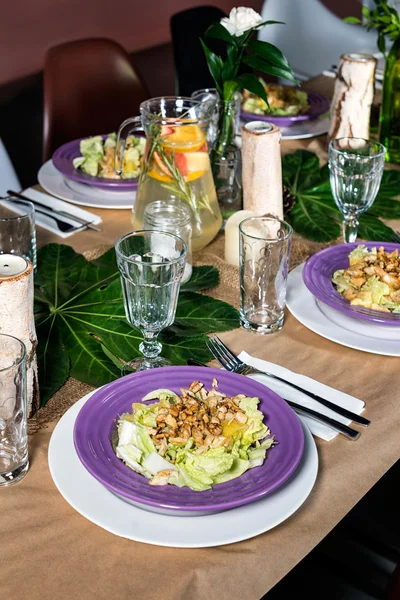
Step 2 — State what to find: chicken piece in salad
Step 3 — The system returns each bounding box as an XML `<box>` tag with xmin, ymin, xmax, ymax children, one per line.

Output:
<box><xmin>72</xmin><ymin>133</ymin><xmax>146</xmax><ymax>179</ymax></box>
<box><xmin>332</xmin><ymin>245</ymin><xmax>400</xmax><ymax>312</ymax></box>
<box><xmin>115</xmin><ymin>379</ymin><xmax>275</xmax><ymax>492</ymax></box>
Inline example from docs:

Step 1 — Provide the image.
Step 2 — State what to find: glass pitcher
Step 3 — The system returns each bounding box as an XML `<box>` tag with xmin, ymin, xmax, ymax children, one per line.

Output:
<box><xmin>115</xmin><ymin>97</ymin><xmax>222</xmax><ymax>251</ymax></box>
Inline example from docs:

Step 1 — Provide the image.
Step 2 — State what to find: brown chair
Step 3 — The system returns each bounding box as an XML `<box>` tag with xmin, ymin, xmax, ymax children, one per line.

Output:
<box><xmin>43</xmin><ymin>38</ymin><xmax>149</xmax><ymax>161</ymax></box>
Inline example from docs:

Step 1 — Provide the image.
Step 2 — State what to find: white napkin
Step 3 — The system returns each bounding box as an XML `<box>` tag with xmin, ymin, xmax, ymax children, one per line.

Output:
<box><xmin>16</xmin><ymin>188</ymin><xmax>102</xmax><ymax>238</ymax></box>
<box><xmin>239</xmin><ymin>351</ymin><xmax>365</xmax><ymax>441</ymax></box>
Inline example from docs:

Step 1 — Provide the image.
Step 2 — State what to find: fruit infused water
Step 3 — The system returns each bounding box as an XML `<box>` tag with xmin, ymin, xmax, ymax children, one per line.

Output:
<box><xmin>116</xmin><ymin>98</ymin><xmax>222</xmax><ymax>251</ymax></box>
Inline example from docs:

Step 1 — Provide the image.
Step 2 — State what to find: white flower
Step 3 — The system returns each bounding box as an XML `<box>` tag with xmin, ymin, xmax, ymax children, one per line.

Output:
<box><xmin>221</xmin><ymin>7</ymin><xmax>263</xmax><ymax>37</ymax></box>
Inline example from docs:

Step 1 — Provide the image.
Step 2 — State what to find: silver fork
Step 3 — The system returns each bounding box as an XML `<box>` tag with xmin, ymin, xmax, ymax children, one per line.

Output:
<box><xmin>187</xmin><ymin>359</ymin><xmax>360</xmax><ymax>440</ymax></box>
<box><xmin>206</xmin><ymin>334</ymin><xmax>370</xmax><ymax>427</ymax></box>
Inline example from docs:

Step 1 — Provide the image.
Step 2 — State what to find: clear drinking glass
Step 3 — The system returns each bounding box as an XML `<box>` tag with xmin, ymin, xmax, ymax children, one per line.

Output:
<box><xmin>115</xmin><ymin>230</ymin><xmax>188</xmax><ymax>372</ymax></box>
<box><xmin>143</xmin><ymin>199</ymin><xmax>193</xmax><ymax>283</ymax></box>
<box><xmin>0</xmin><ymin>198</ymin><xmax>36</xmax><ymax>268</ymax></box>
<box><xmin>0</xmin><ymin>334</ymin><xmax>28</xmax><ymax>486</ymax></box>
<box><xmin>329</xmin><ymin>138</ymin><xmax>386</xmax><ymax>243</ymax></box>
<box><xmin>239</xmin><ymin>217</ymin><xmax>293</xmax><ymax>334</ymax></box>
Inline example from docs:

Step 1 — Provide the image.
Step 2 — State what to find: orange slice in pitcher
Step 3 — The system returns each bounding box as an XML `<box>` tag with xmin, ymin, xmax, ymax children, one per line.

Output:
<box><xmin>149</xmin><ymin>149</ymin><xmax>208</xmax><ymax>182</ymax></box>
<box><xmin>161</xmin><ymin>124</ymin><xmax>206</xmax><ymax>152</ymax></box>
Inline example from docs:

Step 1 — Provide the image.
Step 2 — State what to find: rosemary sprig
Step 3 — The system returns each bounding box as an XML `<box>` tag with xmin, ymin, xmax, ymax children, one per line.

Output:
<box><xmin>156</xmin><ymin>144</ymin><xmax>218</xmax><ymax>219</ymax></box>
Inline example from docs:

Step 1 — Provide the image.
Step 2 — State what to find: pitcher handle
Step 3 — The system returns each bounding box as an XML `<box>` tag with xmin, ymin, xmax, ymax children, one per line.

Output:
<box><xmin>115</xmin><ymin>116</ymin><xmax>143</xmax><ymax>176</ymax></box>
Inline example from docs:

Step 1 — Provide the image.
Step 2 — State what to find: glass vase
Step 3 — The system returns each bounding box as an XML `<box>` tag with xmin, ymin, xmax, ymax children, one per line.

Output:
<box><xmin>379</xmin><ymin>36</ymin><xmax>400</xmax><ymax>163</ymax></box>
<box><xmin>212</xmin><ymin>95</ymin><xmax>243</xmax><ymax>220</ymax></box>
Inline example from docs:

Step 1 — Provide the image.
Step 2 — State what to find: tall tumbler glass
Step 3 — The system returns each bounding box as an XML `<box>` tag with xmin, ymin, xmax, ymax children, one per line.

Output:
<box><xmin>239</xmin><ymin>217</ymin><xmax>293</xmax><ymax>334</ymax></box>
<box><xmin>0</xmin><ymin>334</ymin><xmax>28</xmax><ymax>486</ymax></box>
<box><xmin>0</xmin><ymin>198</ymin><xmax>36</xmax><ymax>268</ymax></box>
<box><xmin>329</xmin><ymin>138</ymin><xmax>385</xmax><ymax>243</ymax></box>
<box><xmin>115</xmin><ymin>230</ymin><xmax>188</xmax><ymax>372</ymax></box>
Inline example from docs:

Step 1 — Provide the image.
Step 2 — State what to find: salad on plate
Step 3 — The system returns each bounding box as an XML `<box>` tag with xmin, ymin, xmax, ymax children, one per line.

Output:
<box><xmin>115</xmin><ymin>379</ymin><xmax>275</xmax><ymax>492</ymax></box>
<box><xmin>72</xmin><ymin>133</ymin><xmax>145</xmax><ymax>179</ymax></box>
<box><xmin>332</xmin><ymin>245</ymin><xmax>400</xmax><ymax>313</ymax></box>
<box><xmin>241</xmin><ymin>79</ymin><xmax>309</xmax><ymax>116</ymax></box>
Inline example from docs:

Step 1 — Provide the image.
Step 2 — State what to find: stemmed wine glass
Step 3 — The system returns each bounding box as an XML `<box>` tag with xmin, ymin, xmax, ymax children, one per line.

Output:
<box><xmin>115</xmin><ymin>230</ymin><xmax>187</xmax><ymax>372</ymax></box>
<box><xmin>328</xmin><ymin>138</ymin><xmax>386</xmax><ymax>243</ymax></box>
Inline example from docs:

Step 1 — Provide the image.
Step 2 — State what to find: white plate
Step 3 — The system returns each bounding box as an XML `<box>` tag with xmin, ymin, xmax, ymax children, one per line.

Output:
<box><xmin>279</xmin><ymin>116</ymin><xmax>330</xmax><ymax>140</ymax></box>
<box><xmin>38</xmin><ymin>160</ymin><xmax>136</xmax><ymax>210</ymax></box>
<box><xmin>287</xmin><ymin>265</ymin><xmax>400</xmax><ymax>356</ymax></box>
<box><xmin>237</xmin><ymin>117</ymin><xmax>329</xmax><ymax>143</ymax></box>
<box><xmin>48</xmin><ymin>392</ymin><xmax>318</xmax><ymax>548</ymax></box>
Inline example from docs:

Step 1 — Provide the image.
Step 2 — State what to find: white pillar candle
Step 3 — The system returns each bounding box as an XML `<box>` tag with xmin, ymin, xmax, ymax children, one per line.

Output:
<box><xmin>0</xmin><ymin>254</ymin><xmax>28</xmax><ymax>277</ymax></box>
<box><xmin>224</xmin><ymin>210</ymin><xmax>258</xmax><ymax>267</ymax></box>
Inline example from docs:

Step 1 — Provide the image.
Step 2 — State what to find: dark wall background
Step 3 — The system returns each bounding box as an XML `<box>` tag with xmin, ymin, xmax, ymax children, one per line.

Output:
<box><xmin>0</xmin><ymin>0</ymin><xmax>362</xmax><ymax>188</ymax></box>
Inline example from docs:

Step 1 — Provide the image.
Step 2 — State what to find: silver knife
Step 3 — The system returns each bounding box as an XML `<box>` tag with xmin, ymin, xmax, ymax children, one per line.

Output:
<box><xmin>186</xmin><ymin>359</ymin><xmax>360</xmax><ymax>441</ymax></box>
<box><xmin>7</xmin><ymin>190</ymin><xmax>102</xmax><ymax>232</ymax></box>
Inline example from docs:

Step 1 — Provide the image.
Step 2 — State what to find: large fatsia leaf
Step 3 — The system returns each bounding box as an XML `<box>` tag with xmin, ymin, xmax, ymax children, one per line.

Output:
<box><xmin>180</xmin><ymin>266</ymin><xmax>219</xmax><ymax>292</ymax></box>
<box><xmin>282</xmin><ymin>150</ymin><xmax>322</xmax><ymax>193</ymax></box>
<box><xmin>34</xmin><ymin>245</ymin><xmax>239</xmax><ymax>405</ymax></box>
<box><xmin>357</xmin><ymin>214</ymin><xmax>396</xmax><ymax>241</ymax></box>
<box><xmin>287</xmin><ymin>200</ymin><xmax>341</xmax><ymax>243</ymax></box>
<box><xmin>282</xmin><ymin>150</ymin><xmax>398</xmax><ymax>242</ymax></box>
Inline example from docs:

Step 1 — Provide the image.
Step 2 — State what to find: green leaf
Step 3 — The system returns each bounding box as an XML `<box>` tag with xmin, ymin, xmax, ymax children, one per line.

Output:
<box><xmin>377</xmin><ymin>30</ymin><xmax>386</xmax><ymax>54</ymax></box>
<box><xmin>237</xmin><ymin>72</ymin><xmax>268</xmax><ymax>105</ymax></box>
<box><xmin>34</xmin><ymin>246</ymin><xmax>238</xmax><ymax>404</ymax></box>
<box><xmin>373</xmin><ymin>169</ymin><xmax>400</xmax><ymax>199</ymax></box>
<box><xmin>222</xmin><ymin>45</ymin><xmax>239</xmax><ymax>82</ymax></box>
<box><xmin>281</xmin><ymin>149</ymin><xmax>399</xmax><ymax>243</ymax></box>
<box><xmin>287</xmin><ymin>199</ymin><xmax>341</xmax><ymax>242</ymax></box>
<box><xmin>357</xmin><ymin>214</ymin><xmax>396</xmax><ymax>241</ymax></box>
<box><xmin>282</xmin><ymin>150</ymin><xmax>322</xmax><ymax>192</ymax></box>
<box><xmin>200</xmin><ymin>39</ymin><xmax>223</xmax><ymax>94</ymax></box>
<box><xmin>344</xmin><ymin>16</ymin><xmax>362</xmax><ymax>24</ymax></box>
<box><xmin>256</xmin><ymin>20</ymin><xmax>286</xmax><ymax>27</ymax></box>
<box><xmin>242</xmin><ymin>54</ymin><xmax>298</xmax><ymax>84</ymax></box>
<box><xmin>167</xmin><ymin>292</ymin><xmax>239</xmax><ymax>337</ymax></box>
<box><xmin>368</xmin><ymin>196</ymin><xmax>400</xmax><ymax>218</ymax></box>
<box><xmin>362</xmin><ymin>6</ymin><xmax>370</xmax><ymax>19</ymax></box>
<box><xmin>36</xmin><ymin>317</ymin><xmax>70</xmax><ymax>404</ymax></box>
<box><xmin>223</xmin><ymin>80</ymin><xmax>240</xmax><ymax>100</ymax></box>
<box><xmin>180</xmin><ymin>266</ymin><xmax>219</xmax><ymax>292</ymax></box>
<box><xmin>206</xmin><ymin>22</ymin><xmax>235</xmax><ymax>45</ymax></box>
<box><xmin>247</xmin><ymin>39</ymin><xmax>290</xmax><ymax>71</ymax></box>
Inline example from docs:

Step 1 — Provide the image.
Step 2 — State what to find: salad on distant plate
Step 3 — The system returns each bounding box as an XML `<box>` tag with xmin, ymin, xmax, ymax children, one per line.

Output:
<box><xmin>241</xmin><ymin>79</ymin><xmax>309</xmax><ymax>116</ymax></box>
<box><xmin>72</xmin><ymin>133</ymin><xmax>145</xmax><ymax>179</ymax></box>
<box><xmin>115</xmin><ymin>379</ymin><xmax>276</xmax><ymax>492</ymax></box>
<box><xmin>332</xmin><ymin>245</ymin><xmax>400</xmax><ymax>312</ymax></box>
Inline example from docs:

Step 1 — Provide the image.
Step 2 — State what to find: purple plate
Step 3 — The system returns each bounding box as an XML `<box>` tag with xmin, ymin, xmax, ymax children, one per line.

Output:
<box><xmin>303</xmin><ymin>242</ymin><xmax>400</xmax><ymax>327</ymax></box>
<box><xmin>52</xmin><ymin>136</ymin><xmax>139</xmax><ymax>191</ymax></box>
<box><xmin>241</xmin><ymin>90</ymin><xmax>330</xmax><ymax>128</ymax></box>
<box><xmin>73</xmin><ymin>366</ymin><xmax>304</xmax><ymax>514</ymax></box>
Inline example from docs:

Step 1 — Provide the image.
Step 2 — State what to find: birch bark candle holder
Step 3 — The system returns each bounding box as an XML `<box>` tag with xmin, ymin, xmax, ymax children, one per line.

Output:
<box><xmin>241</xmin><ymin>121</ymin><xmax>283</xmax><ymax>219</ymax></box>
<box><xmin>329</xmin><ymin>53</ymin><xmax>377</xmax><ymax>141</ymax></box>
<box><xmin>0</xmin><ymin>255</ymin><xmax>39</xmax><ymax>416</ymax></box>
